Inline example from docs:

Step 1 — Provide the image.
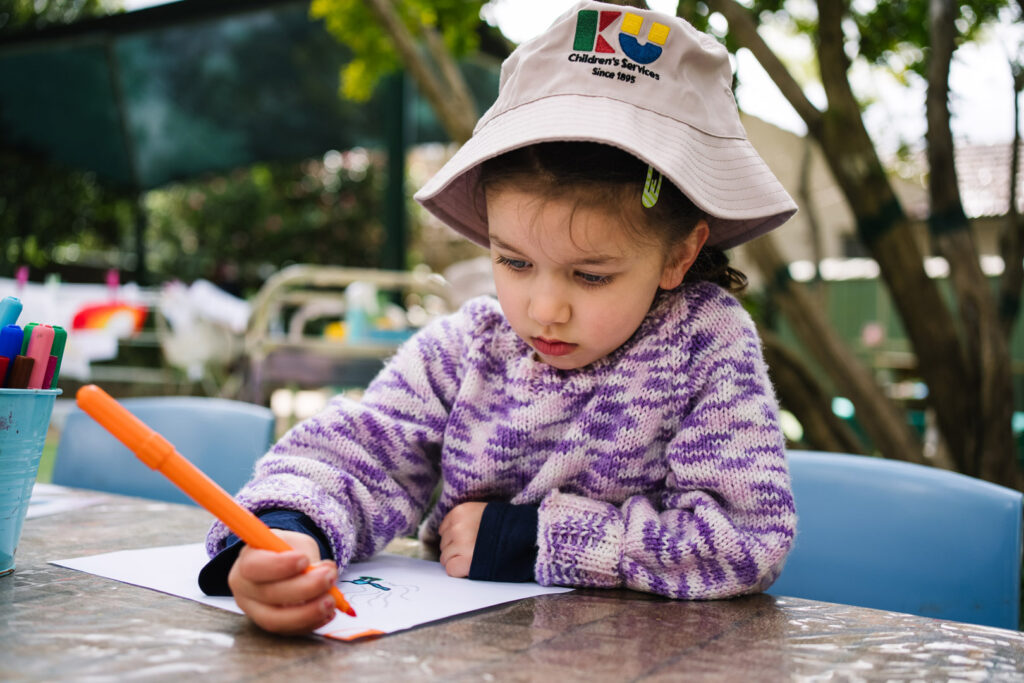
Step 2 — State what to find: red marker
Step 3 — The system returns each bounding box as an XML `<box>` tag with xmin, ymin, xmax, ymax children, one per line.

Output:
<box><xmin>41</xmin><ymin>356</ymin><xmax>58</xmax><ymax>389</ymax></box>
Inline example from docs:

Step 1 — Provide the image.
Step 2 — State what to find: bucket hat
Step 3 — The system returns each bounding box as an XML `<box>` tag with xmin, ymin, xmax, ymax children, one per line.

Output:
<box><xmin>414</xmin><ymin>0</ymin><xmax>796</xmax><ymax>250</ymax></box>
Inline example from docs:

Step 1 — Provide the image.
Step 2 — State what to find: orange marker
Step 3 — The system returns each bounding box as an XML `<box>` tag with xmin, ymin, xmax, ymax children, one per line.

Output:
<box><xmin>75</xmin><ymin>384</ymin><xmax>356</xmax><ymax>618</ymax></box>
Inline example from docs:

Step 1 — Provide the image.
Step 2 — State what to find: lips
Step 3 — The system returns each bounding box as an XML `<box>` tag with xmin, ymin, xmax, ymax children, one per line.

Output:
<box><xmin>532</xmin><ymin>337</ymin><xmax>577</xmax><ymax>356</ymax></box>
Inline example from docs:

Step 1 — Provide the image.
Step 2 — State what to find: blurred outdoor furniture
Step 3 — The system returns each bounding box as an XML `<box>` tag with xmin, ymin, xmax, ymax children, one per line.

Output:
<box><xmin>769</xmin><ymin>450</ymin><xmax>1023</xmax><ymax>629</ymax></box>
<box><xmin>240</xmin><ymin>264</ymin><xmax>453</xmax><ymax>404</ymax></box>
<box><xmin>52</xmin><ymin>396</ymin><xmax>274</xmax><ymax>504</ymax></box>
<box><xmin>156</xmin><ymin>279</ymin><xmax>251</xmax><ymax>397</ymax></box>
<box><xmin>442</xmin><ymin>256</ymin><xmax>496</xmax><ymax>307</ymax></box>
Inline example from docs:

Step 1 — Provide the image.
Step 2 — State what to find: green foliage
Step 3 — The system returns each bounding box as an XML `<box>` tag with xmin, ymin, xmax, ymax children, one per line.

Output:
<box><xmin>0</xmin><ymin>0</ymin><xmax>116</xmax><ymax>35</ymax></box>
<box><xmin>853</xmin><ymin>0</ymin><xmax>1006</xmax><ymax>75</ymax></box>
<box><xmin>744</xmin><ymin>0</ymin><xmax>1008</xmax><ymax>77</ymax></box>
<box><xmin>309</xmin><ymin>0</ymin><xmax>486</xmax><ymax>100</ymax></box>
<box><xmin>1</xmin><ymin>149</ymin><xmax>388</xmax><ymax>295</ymax></box>
<box><xmin>0</xmin><ymin>150</ymin><xmax>135</xmax><ymax>275</ymax></box>
<box><xmin>0</xmin><ymin>0</ymin><xmax>135</xmax><ymax>277</ymax></box>
<box><xmin>676</xmin><ymin>1</ymin><xmax>740</xmax><ymax>52</ymax></box>
<box><xmin>680</xmin><ymin>0</ymin><xmax>1009</xmax><ymax>95</ymax></box>
<box><xmin>144</xmin><ymin>153</ymin><xmax>386</xmax><ymax>296</ymax></box>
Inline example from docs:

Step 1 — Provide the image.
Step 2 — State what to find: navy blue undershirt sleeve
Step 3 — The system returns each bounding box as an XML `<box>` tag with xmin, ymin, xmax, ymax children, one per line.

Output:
<box><xmin>468</xmin><ymin>502</ymin><xmax>539</xmax><ymax>583</ymax></box>
<box><xmin>197</xmin><ymin>509</ymin><xmax>333</xmax><ymax>596</ymax></box>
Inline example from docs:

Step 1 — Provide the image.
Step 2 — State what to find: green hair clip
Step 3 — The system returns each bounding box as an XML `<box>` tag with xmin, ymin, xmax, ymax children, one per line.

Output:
<box><xmin>642</xmin><ymin>165</ymin><xmax>662</xmax><ymax>208</ymax></box>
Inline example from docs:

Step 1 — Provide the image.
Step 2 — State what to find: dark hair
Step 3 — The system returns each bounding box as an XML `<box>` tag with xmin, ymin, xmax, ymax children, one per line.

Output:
<box><xmin>477</xmin><ymin>142</ymin><xmax>747</xmax><ymax>293</ymax></box>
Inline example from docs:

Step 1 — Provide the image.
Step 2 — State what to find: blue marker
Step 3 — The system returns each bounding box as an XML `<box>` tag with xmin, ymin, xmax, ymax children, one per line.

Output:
<box><xmin>0</xmin><ymin>296</ymin><xmax>21</xmax><ymax>327</ymax></box>
<box><xmin>0</xmin><ymin>324</ymin><xmax>23</xmax><ymax>385</ymax></box>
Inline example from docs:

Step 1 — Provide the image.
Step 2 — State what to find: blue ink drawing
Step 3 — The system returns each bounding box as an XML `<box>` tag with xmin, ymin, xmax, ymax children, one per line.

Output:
<box><xmin>339</xmin><ymin>574</ymin><xmax>419</xmax><ymax>608</ymax></box>
<box><xmin>342</xmin><ymin>576</ymin><xmax>391</xmax><ymax>591</ymax></box>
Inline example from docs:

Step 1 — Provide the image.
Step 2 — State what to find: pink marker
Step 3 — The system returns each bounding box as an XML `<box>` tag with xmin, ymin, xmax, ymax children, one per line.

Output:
<box><xmin>25</xmin><ymin>324</ymin><xmax>54</xmax><ymax>389</ymax></box>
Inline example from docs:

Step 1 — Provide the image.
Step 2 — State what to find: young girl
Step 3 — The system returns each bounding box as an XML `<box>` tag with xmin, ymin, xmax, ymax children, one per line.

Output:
<box><xmin>200</xmin><ymin>0</ymin><xmax>798</xmax><ymax>635</ymax></box>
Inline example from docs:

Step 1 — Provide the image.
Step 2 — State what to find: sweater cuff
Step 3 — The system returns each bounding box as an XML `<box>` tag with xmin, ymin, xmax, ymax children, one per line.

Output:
<box><xmin>468</xmin><ymin>502</ymin><xmax>539</xmax><ymax>582</ymax></box>
<box><xmin>197</xmin><ymin>509</ymin><xmax>333</xmax><ymax>596</ymax></box>
<box><xmin>535</xmin><ymin>491</ymin><xmax>624</xmax><ymax>588</ymax></box>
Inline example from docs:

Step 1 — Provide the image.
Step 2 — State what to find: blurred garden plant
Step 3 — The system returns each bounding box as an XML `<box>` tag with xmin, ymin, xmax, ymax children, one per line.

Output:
<box><xmin>145</xmin><ymin>152</ymin><xmax>387</xmax><ymax>297</ymax></box>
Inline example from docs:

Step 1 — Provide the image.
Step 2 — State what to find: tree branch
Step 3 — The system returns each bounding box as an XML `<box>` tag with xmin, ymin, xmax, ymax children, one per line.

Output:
<box><xmin>759</xmin><ymin>327</ymin><xmax>866</xmax><ymax>454</ymax></box>
<box><xmin>926</xmin><ymin>0</ymin><xmax>1018</xmax><ymax>486</ymax></box>
<box><xmin>365</xmin><ymin>0</ymin><xmax>476</xmax><ymax>143</ymax></box>
<box><xmin>798</xmin><ymin>137</ymin><xmax>824</xmax><ymax>288</ymax></box>
<box><xmin>745</xmin><ymin>232</ymin><xmax>927</xmax><ymax>464</ymax></box>
<box><xmin>701</xmin><ymin>0</ymin><xmax>823</xmax><ymax>136</ymax></box>
<box><xmin>421</xmin><ymin>22</ymin><xmax>478</xmax><ymax>131</ymax></box>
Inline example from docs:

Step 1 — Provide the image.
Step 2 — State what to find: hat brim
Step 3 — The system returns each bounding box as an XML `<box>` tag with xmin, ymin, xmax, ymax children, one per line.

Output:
<box><xmin>414</xmin><ymin>93</ymin><xmax>797</xmax><ymax>250</ymax></box>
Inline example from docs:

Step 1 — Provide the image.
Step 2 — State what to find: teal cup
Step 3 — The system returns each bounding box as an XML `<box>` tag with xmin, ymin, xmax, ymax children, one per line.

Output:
<box><xmin>0</xmin><ymin>388</ymin><xmax>61</xmax><ymax>576</ymax></box>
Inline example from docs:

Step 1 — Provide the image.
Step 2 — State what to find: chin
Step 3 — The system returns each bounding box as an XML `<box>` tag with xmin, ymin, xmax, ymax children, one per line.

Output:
<box><xmin>538</xmin><ymin>353</ymin><xmax>591</xmax><ymax>371</ymax></box>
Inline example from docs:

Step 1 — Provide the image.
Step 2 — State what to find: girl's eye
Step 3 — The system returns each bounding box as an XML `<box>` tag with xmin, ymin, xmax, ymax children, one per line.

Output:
<box><xmin>495</xmin><ymin>255</ymin><xmax>529</xmax><ymax>271</ymax></box>
<box><xmin>576</xmin><ymin>271</ymin><xmax>613</xmax><ymax>286</ymax></box>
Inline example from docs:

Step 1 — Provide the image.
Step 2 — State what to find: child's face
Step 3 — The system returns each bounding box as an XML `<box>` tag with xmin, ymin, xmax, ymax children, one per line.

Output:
<box><xmin>487</xmin><ymin>187</ymin><xmax>705</xmax><ymax>370</ymax></box>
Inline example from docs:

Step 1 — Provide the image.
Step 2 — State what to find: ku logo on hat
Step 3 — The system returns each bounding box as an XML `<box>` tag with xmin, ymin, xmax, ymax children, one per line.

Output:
<box><xmin>572</xmin><ymin>9</ymin><xmax>670</xmax><ymax>65</ymax></box>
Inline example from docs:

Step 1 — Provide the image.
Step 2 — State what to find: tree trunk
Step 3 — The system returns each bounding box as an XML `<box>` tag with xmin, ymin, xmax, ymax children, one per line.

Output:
<box><xmin>797</xmin><ymin>138</ymin><xmax>825</xmax><ymax>301</ymax></box>
<box><xmin>760</xmin><ymin>327</ymin><xmax>866</xmax><ymax>454</ymax></box>
<box><xmin>746</xmin><ymin>233</ymin><xmax>927</xmax><ymax>464</ymax></box>
<box><xmin>999</xmin><ymin>63</ymin><xmax>1023</xmax><ymax>340</ymax></box>
<box><xmin>926</xmin><ymin>0</ymin><xmax>1018</xmax><ymax>486</ymax></box>
<box><xmin>697</xmin><ymin>0</ymin><xmax>1022</xmax><ymax>488</ymax></box>
<box><xmin>813</xmin><ymin>0</ymin><xmax>975</xmax><ymax>472</ymax></box>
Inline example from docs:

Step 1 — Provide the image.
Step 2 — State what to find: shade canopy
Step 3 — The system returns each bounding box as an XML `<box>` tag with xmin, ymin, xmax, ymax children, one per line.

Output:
<box><xmin>0</xmin><ymin>0</ymin><xmax>498</xmax><ymax>192</ymax></box>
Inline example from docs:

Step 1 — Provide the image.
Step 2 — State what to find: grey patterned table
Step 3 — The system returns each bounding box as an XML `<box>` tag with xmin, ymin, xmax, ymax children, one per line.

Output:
<box><xmin>3</xmin><ymin>488</ymin><xmax>1023</xmax><ymax>682</ymax></box>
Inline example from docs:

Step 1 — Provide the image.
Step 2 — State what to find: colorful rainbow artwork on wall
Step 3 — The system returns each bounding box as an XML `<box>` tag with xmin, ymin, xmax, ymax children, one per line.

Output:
<box><xmin>71</xmin><ymin>303</ymin><xmax>148</xmax><ymax>335</ymax></box>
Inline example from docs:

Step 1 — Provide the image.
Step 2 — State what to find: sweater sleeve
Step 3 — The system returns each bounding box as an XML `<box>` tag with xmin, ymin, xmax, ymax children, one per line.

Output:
<box><xmin>534</xmin><ymin>293</ymin><xmax>796</xmax><ymax>599</ymax></box>
<box><xmin>204</xmin><ymin>307</ymin><xmax>472</xmax><ymax>572</ymax></box>
<box><xmin>198</xmin><ymin>509</ymin><xmax>333</xmax><ymax>596</ymax></box>
<box><xmin>469</xmin><ymin>502</ymin><xmax>539</xmax><ymax>582</ymax></box>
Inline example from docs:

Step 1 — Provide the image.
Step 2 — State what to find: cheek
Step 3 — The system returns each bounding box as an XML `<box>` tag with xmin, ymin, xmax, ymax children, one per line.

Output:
<box><xmin>492</xmin><ymin>270</ymin><xmax>518</xmax><ymax>304</ymax></box>
<box><xmin>493</xmin><ymin>273</ymin><xmax>527</xmax><ymax>322</ymax></box>
<box><xmin>580</xmin><ymin>292</ymin><xmax>647</xmax><ymax>338</ymax></box>
<box><xmin>587</xmin><ymin>278</ymin><xmax>661</xmax><ymax>335</ymax></box>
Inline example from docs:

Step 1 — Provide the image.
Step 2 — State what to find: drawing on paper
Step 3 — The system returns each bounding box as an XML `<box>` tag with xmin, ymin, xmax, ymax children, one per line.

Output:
<box><xmin>49</xmin><ymin>544</ymin><xmax>573</xmax><ymax>641</ymax></box>
<box><xmin>342</xmin><ymin>575</ymin><xmax>390</xmax><ymax>591</ymax></box>
<box><xmin>338</xmin><ymin>574</ymin><xmax>419</xmax><ymax>608</ymax></box>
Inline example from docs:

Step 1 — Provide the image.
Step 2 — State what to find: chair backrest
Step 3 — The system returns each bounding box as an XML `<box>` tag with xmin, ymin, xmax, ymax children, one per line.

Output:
<box><xmin>53</xmin><ymin>396</ymin><xmax>275</xmax><ymax>506</ymax></box>
<box><xmin>768</xmin><ymin>450</ymin><xmax>1023</xmax><ymax>629</ymax></box>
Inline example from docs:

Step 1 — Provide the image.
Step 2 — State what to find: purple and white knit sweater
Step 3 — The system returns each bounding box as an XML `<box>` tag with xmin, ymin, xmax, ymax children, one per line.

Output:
<box><xmin>207</xmin><ymin>281</ymin><xmax>796</xmax><ymax>599</ymax></box>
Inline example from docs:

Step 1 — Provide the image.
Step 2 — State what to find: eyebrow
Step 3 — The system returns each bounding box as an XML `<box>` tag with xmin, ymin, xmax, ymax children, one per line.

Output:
<box><xmin>489</xmin><ymin>234</ymin><xmax>625</xmax><ymax>267</ymax></box>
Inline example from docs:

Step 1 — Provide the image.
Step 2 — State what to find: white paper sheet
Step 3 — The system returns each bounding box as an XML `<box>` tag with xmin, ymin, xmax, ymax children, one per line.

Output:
<box><xmin>27</xmin><ymin>484</ymin><xmax>108</xmax><ymax>519</ymax></box>
<box><xmin>52</xmin><ymin>543</ymin><xmax>572</xmax><ymax>641</ymax></box>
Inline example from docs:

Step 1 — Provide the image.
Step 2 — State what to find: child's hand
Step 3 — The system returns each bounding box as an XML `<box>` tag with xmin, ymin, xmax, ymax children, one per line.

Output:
<box><xmin>227</xmin><ymin>529</ymin><xmax>339</xmax><ymax>635</ymax></box>
<box><xmin>438</xmin><ymin>502</ymin><xmax>487</xmax><ymax>578</ymax></box>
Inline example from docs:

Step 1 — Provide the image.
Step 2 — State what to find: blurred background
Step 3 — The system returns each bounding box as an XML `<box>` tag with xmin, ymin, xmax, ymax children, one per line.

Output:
<box><xmin>1</xmin><ymin>0</ymin><xmax>1023</xmax><ymax>496</ymax></box>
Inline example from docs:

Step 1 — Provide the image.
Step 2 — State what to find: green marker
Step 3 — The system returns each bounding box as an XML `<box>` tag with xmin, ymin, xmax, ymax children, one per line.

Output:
<box><xmin>49</xmin><ymin>325</ymin><xmax>67</xmax><ymax>389</ymax></box>
<box><xmin>20</xmin><ymin>322</ymin><xmax>38</xmax><ymax>354</ymax></box>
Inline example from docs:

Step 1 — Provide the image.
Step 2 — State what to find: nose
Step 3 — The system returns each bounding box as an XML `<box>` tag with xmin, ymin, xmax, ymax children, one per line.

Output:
<box><xmin>528</xmin><ymin>280</ymin><xmax>570</xmax><ymax>326</ymax></box>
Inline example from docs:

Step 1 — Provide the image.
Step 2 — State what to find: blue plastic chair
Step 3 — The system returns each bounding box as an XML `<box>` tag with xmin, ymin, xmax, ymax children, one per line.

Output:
<box><xmin>53</xmin><ymin>396</ymin><xmax>275</xmax><ymax>506</ymax></box>
<box><xmin>768</xmin><ymin>450</ymin><xmax>1023</xmax><ymax>629</ymax></box>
